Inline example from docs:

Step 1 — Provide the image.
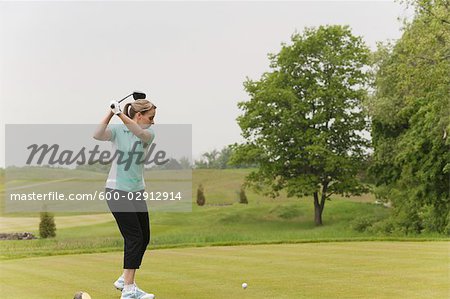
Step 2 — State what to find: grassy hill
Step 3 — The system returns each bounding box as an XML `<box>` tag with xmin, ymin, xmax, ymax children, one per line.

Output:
<box><xmin>0</xmin><ymin>169</ymin><xmax>446</xmax><ymax>261</ymax></box>
<box><xmin>0</xmin><ymin>168</ymin><xmax>373</xmax><ymax>215</ymax></box>
<box><xmin>0</xmin><ymin>199</ymin><xmax>401</xmax><ymax>260</ymax></box>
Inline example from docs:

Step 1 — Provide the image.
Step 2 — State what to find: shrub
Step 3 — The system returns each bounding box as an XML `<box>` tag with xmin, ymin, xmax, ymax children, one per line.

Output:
<box><xmin>419</xmin><ymin>204</ymin><xmax>449</xmax><ymax>234</ymax></box>
<box><xmin>351</xmin><ymin>216</ymin><xmax>376</xmax><ymax>232</ymax></box>
<box><xmin>39</xmin><ymin>211</ymin><xmax>56</xmax><ymax>238</ymax></box>
<box><xmin>444</xmin><ymin>213</ymin><xmax>450</xmax><ymax>236</ymax></box>
<box><xmin>196</xmin><ymin>184</ymin><xmax>206</xmax><ymax>206</ymax></box>
<box><xmin>239</xmin><ymin>186</ymin><xmax>248</xmax><ymax>204</ymax></box>
<box><xmin>368</xmin><ymin>218</ymin><xmax>396</xmax><ymax>235</ymax></box>
<box><xmin>394</xmin><ymin>207</ymin><xmax>423</xmax><ymax>235</ymax></box>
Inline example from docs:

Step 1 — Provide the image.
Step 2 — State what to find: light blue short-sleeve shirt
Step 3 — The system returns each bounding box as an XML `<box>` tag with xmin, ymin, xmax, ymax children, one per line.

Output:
<box><xmin>106</xmin><ymin>124</ymin><xmax>155</xmax><ymax>192</ymax></box>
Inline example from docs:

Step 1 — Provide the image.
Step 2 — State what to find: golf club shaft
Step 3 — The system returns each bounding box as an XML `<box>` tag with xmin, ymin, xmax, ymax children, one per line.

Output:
<box><xmin>118</xmin><ymin>93</ymin><xmax>133</xmax><ymax>104</ymax></box>
<box><xmin>110</xmin><ymin>91</ymin><xmax>146</xmax><ymax>108</ymax></box>
<box><xmin>110</xmin><ymin>93</ymin><xmax>133</xmax><ymax>109</ymax></box>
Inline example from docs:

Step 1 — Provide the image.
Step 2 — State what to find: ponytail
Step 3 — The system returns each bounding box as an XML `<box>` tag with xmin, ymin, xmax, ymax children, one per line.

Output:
<box><xmin>124</xmin><ymin>103</ymin><xmax>135</xmax><ymax>118</ymax></box>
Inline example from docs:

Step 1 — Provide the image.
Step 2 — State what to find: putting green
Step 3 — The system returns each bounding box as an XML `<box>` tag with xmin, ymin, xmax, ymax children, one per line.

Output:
<box><xmin>0</xmin><ymin>242</ymin><xmax>448</xmax><ymax>298</ymax></box>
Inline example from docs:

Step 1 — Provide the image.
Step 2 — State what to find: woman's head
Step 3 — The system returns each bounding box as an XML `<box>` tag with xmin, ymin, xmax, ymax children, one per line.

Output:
<box><xmin>124</xmin><ymin>99</ymin><xmax>157</xmax><ymax>128</ymax></box>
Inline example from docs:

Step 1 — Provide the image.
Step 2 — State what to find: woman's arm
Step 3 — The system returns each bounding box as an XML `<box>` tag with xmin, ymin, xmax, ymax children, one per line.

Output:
<box><xmin>117</xmin><ymin>113</ymin><xmax>153</xmax><ymax>144</ymax></box>
<box><xmin>93</xmin><ymin>111</ymin><xmax>114</xmax><ymax>141</ymax></box>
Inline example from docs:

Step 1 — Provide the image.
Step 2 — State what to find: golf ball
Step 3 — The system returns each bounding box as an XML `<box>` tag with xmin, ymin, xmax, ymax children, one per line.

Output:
<box><xmin>242</xmin><ymin>282</ymin><xmax>248</xmax><ymax>289</ymax></box>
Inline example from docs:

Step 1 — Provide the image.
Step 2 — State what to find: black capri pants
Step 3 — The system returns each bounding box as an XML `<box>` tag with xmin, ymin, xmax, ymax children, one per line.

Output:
<box><xmin>106</xmin><ymin>188</ymin><xmax>150</xmax><ymax>269</ymax></box>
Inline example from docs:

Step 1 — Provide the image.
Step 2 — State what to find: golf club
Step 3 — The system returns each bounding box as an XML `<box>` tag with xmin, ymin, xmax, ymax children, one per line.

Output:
<box><xmin>110</xmin><ymin>91</ymin><xmax>147</xmax><ymax>108</ymax></box>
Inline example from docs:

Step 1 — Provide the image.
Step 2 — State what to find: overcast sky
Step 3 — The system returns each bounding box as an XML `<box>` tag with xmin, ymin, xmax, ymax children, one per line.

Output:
<box><xmin>0</xmin><ymin>1</ymin><xmax>413</xmax><ymax>167</ymax></box>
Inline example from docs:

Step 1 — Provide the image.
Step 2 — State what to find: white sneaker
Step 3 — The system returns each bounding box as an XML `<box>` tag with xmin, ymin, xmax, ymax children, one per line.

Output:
<box><xmin>114</xmin><ymin>275</ymin><xmax>125</xmax><ymax>291</ymax></box>
<box><xmin>136</xmin><ymin>286</ymin><xmax>155</xmax><ymax>299</ymax></box>
<box><xmin>120</xmin><ymin>284</ymin><xmax>155</xmax><ymax>299</ymax></box>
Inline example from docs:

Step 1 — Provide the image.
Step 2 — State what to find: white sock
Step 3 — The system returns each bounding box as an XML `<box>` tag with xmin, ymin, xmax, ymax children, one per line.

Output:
<box><xmin>124</xmin><ymin>283</ymin><xmax>135</xmax><ymax>292</ymax></box>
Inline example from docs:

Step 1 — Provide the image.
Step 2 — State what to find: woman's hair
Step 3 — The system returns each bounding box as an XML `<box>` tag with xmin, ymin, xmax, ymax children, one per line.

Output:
<box><xmin>123</xmin><ymin>99</ymin><xmax>156</xmax><ymax>119</ymax></box>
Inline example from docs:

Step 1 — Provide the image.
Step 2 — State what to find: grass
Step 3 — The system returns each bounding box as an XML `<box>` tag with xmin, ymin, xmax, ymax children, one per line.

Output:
<box><xmin>0</xmin><ymin>200</ymin><xmax>444</xmax><ymax>260</ymax></box>
<box><xmin>0</xmin><ymin>242</ymin><xmax>448</xmax><ymax>298</ymax></box>
<box><xmin>0</xmin><ymin>169</ymin><xmax>447</xmax><ymax>261</ymax></box>
<box><xmin>0</xmin><ymin>169</ymin><xmax>448</xmax><ymax>298</ymax></box>
<box><xmin>0</xmin><ymin>168</ymin><xmax>381</xmax><ymax>215</ymax></box>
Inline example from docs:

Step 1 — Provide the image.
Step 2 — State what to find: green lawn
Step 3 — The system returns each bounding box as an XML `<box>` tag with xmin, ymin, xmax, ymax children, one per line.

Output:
<box><xmin>0</xmin><ymin>242</ymin><xmax>448</xmax><ymax>299</ymax></box>
<box><xmin>1</xmin><ymin>200</ymin><xmax>443</xmax><ymax>260</ymax></box>
<box><xmin>0</xmin><ymin>169</ymin><xmax>448</xmax><ymax>298</ymax></box>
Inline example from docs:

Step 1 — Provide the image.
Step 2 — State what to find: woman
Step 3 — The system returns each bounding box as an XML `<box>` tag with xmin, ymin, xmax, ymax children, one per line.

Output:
<box><xmin>93</xmin><ymin>98</ymin><xmax>156</xmax><ymax>299</ymax></box>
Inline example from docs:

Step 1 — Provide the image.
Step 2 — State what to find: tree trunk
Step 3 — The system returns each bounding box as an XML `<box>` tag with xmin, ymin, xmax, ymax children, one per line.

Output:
<box><xmin>313</xmin><ymin>183</ymin><xmax>328</xmax><ymax>226</ymax></box>
<box><xmin>313</xmin><ymin>192</ymin><xmax>323</xmax><ymax>225</ymax></box>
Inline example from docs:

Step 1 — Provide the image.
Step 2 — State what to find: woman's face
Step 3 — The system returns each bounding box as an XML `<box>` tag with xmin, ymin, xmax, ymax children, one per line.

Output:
<box><xmin>136</xmin><ymin>108</ymin><xmax>156</xmax><ymax>128</ymax></box>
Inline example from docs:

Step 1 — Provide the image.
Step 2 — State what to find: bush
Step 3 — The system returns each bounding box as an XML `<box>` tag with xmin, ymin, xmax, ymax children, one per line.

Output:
<box><xmin>444</xmin><ymin>213</ymin><xmax>450</xmax><ymax>236</ymax></box>
<box><xmin>39</xmin><ymin>211</ymin><xmax>56</xmax><ymax>238</ymax></box>
<box><xmin>239</xmin><ymin>186</ymin><xmax>248</xmax><ymax>204</ymax></box>
<box><xmin>196</xmin><ymin>184</ymin><xmax>206</xmax><ymax>206</ymax></box>
<box><xmin>419</xmin><ymin>204</ymin><xmax>449</xmax><ymax>234</ymax></box>
<box><xmin>352</xmin><ymin>213</ymin><xmax>405</xmax><ymax>235</ymax></box>
<box><xmin>368</xmin><ymin>218</ymin><xmax>396</xmax><ymax>235</ymax></box>
<box><xmin>394</xmin><ymin>207</ymin><xmax>423</xmax><ymax>235</ymax></box>
<box><xmin>351</xmin><ymin>216</ymin><xmax>376</xmax><ymax>232</ymax></box>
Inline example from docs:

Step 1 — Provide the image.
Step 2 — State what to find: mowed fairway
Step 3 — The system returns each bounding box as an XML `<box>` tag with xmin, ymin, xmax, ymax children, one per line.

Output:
<box><xmin>0</xmin><ymin>242</ymin><xmax>448</xmax><ymax>299</ymax></box>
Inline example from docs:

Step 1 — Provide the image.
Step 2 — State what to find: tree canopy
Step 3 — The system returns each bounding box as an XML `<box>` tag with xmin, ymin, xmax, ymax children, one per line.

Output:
<box><xmin>369</xmin><ymin>0</ymin><xmax>450</xmax><ymax>233</ymax></box>
<box><xmin>233</xmin><ymin>25</ymin><xmax>371</xmax><ymax>225</ymax></box>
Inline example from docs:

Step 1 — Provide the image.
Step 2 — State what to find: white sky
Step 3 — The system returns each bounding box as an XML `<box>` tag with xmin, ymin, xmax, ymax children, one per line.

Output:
<box><xmin>0</xmin><ymin>1</ymin><xmax>413</xmax><ymax>167</ymax></box>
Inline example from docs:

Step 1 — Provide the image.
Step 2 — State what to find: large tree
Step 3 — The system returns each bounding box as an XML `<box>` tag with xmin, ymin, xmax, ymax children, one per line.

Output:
<box><xmin>232</xmin><ymin>25</ymin><xmax>371</xmax><ymax>225</ymax></box>
<box><xmin>369</xmin><ymin>0</ymin><xmax>450</xmax><ymax>233</ymax></box>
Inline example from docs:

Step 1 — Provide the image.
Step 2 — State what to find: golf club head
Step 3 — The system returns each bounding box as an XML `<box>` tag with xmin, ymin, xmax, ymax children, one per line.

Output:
<box><xmin>133</xmin><ymin>92</ymin><xmax>146</xmax><ymax>100</ymax></box>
